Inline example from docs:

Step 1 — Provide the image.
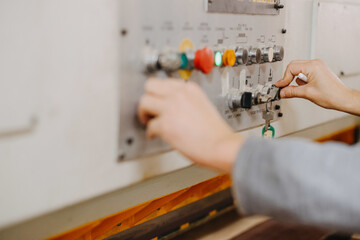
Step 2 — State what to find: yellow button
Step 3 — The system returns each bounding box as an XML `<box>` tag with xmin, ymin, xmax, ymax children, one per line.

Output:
<box><xmin>222</xmin><ymin>49</ymin><xmax>236</xmax><ymax>67</ymax></box>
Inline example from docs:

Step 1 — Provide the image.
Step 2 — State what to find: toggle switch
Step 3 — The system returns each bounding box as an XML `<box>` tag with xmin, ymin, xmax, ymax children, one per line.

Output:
<box><xmin>194</xmin><ymin>47</ymin><xmax>214</xmax><ymax>74</ymax></box>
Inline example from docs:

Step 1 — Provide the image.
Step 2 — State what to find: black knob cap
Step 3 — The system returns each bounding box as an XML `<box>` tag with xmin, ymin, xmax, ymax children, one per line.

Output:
<box><xmin>275</xmin><ymin>105</ymin><xmax>281</xmax><ymax>110</ymax></box>
<box><xmin>278</xmin><ymin>112</ymin><xmax>283</xmax><ymax>118</ymax></box>
<box><xmin>241</xmin><ymin>92</ymin><xmax>253</xmax><ymax>109</ymax></box>
<box><xmin>274</xmin><ymin>3</ymin><xmax>284</xmax><ymax>10</ymax></box>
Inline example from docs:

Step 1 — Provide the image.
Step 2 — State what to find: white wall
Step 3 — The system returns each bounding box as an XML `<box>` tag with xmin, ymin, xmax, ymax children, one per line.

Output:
<box><xmin>0</xmin><ymin>0</ymin><xmax>359</xmax><ymax>234</ymax></box>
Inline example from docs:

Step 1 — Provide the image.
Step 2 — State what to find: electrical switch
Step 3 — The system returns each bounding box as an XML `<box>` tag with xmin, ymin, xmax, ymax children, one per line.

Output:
<box><xmin>262</xmin><ymin>47</ymin><xmax>274</xmax><ymax>63</ymax></box>
<box><xmin>274</xmin><ymin>46</ymin><xmax>284</xmax><ymax>61</ymax></box>
<box><xmin>248</xmin><ymin>48</ymin><xmax>261</xmax><ymax>64</ymax></box>
<box><xmin>194</xmin><ymin>47</ymin><xmax>214</xmax><ymax>74</ymax></box>
<box><xmin>228</xmin><ymin>92</ymin><xmax>253</xmax><ymax>110</ymax></box>
<box><xmin>222</xmin><ymin>49</ymin><xmax>236</xmax><ymax>67</ymax></box>
<box><xmin>227</xmin><ymin>85</ymin><xmax>281</xmax><ymax>111</ymax></box>
<box><xmin>235</xmin><ymin>48</ymin><xmax>248</xmax><ymax>66</ymax></box>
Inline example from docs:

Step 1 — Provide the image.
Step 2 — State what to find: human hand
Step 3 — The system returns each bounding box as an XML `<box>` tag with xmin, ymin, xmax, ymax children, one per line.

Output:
<box><xmin>138</xmin><ymin>78</ymin><xmax>245</xmax><ymax>173</ymax></box>
<box><xmin>276</xmin><ymin>59</ymin><xmax>360</xmax><ymax>115</ymax></box>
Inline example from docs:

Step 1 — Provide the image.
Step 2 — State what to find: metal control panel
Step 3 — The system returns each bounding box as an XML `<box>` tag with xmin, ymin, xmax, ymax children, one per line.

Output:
<box><xmin>119</xmin><ymin>0</ymin><xmax>286</xmax><ymax>160</ymax></box>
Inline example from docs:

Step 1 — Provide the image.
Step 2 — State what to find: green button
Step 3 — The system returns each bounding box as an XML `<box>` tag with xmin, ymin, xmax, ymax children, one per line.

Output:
<box><xmin>214</xmin><ymin>51</ymin><xmax>222</xmax><ymax>67</ymax></box>
<box><xmin>180</xmin><ymin>53</ymin><xmax>188</xmax><ymax>69</ymax></box>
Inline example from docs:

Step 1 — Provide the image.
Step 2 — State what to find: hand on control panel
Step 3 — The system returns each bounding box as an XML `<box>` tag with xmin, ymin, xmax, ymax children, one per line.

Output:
<box><xmin>138</xmin><ymin>78</ymin><xmax>245</xmax><ymax>173</ymax></box>
<box><xmin>276</xmin><ymin>59</ymin><xmax>360</xmax><ymax>116</ymax></box>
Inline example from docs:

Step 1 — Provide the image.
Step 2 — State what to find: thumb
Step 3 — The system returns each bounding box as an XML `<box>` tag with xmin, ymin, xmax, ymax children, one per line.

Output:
<box><xmin>280</xmin><ymin>86</ymin><xmax>307</xmax><ymax>99</ymax></box>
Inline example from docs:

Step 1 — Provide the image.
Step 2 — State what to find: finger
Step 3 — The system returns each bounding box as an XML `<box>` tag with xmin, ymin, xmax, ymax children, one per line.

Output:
<box><xmin>146</xmin><ymin>118</ymin><xmax>162</xmax><ymax>139</ymax></box>
<box><xmin>137</xmin><ymin>95</ymin><xmax>164</xmax><ymax>124</ymax></box>
<box><xmin>280</xmin><ymin>85</ymin><xmax>307</xmax><ymax>99</ymax></box>
<box><xmin>145</xmin><ymin>78</ymin><xmax>185</xmax><ymax>96</ymax></box>
<box><xmin>296</xmin><ymin>78</ymin><xmax>307</xmax><ymax>86</ymax></box>
<box><xmin>275</xmin><ymin>60</ymin><xmax>308</xmax><ymax>88</ymax></box>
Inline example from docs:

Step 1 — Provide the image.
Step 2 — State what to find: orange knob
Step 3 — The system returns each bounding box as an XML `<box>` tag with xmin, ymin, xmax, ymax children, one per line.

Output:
<box><xmin>222</xmin><ymin>49</ymin><xmax>236</xmax><ymax>67</ymax></box>
<box><xmin>194</xmin><ymin>47</ymin><xmax>214</xmax><ymax>74</ymax></box>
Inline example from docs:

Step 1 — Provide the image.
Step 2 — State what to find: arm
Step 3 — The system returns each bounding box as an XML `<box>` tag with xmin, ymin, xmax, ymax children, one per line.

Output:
<box><xmin>137</xmin><ymin>78</ymin><xmax>244</xmax><ymax>173</ymax></box>
<box><xmin>233</xmin><ymin>137</ymin><xmax>360</xmax><ymax>233</ymax></box>
<box><xmin>138</xmin><ymin>75</ymin><xmax>360</xmax><ymax>232</ymax></box>
<box><xmin>276</xmin><ymin>59</ymin><xmax>360</xmax><ymax>116</ymax></box>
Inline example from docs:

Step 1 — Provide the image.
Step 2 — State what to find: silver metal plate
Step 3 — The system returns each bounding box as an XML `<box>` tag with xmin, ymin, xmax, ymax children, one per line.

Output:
<box><xmin>118</xmin><ymin>0</ymin><xmax>285</xmax><ymax>161</ymax></box>
<box><xmin>207</xmin><ymin>0</ymin><xmax>280</xmax><ymax>15</ymax></box>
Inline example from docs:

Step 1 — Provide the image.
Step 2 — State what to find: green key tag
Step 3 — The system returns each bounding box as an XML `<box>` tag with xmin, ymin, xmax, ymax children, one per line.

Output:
<box><xmin>262</xmin><ymin>125</ymin><xmax>275</xmax><ymax>139</ymax></box>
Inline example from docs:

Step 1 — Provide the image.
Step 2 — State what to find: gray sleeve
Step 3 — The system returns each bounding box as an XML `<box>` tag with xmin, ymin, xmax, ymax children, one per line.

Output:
<box><xmin>232</xmin><ymin>137</ymin><xmax>360</xmax><ymax>233</ymax></box>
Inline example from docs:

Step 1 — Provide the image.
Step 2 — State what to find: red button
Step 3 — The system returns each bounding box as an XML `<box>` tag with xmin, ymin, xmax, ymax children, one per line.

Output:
<box><xmin>194</xmin><ymin>47</ymin><xmax>214</xmax><ymax>74</ymax></box>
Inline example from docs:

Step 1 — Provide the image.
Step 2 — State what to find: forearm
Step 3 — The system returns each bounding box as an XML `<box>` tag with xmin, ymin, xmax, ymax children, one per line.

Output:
<box><xmin>232</xmin><ymin>138</ymin><xmax>360</xmax><ymax>232</ymax></box>
<box><xmin>339</xmin><ymin>88</ymin><xmax>360</xmax><ymax>116</ymax></box>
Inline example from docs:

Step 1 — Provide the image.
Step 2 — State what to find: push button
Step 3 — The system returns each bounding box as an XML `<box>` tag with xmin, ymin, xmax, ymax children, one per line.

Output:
<box><xmin>222</xmin><ymin>49</ymin><xmax>236</xmax><ymax>67</ymax></box>
<box><xmin>194</xmin><ymin>47</ymin><xmax>214</xmax><ymax>74</ymax></box>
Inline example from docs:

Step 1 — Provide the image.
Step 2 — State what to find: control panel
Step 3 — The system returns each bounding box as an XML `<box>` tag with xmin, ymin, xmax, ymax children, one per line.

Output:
<box><xmin>119</xmin><ymin>0</ymin><xmax>286</xmax><ymax>160</ymax></box>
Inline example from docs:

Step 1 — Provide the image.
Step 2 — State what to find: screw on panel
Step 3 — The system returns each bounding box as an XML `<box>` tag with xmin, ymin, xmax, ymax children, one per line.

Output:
<box><xmin>118</xmin><ymin>154</ymin><xmax>126</xmax><ymax>162</ymax></box>
<box><xmin>278</xmin><ymin>112</ymin><xmax>283</xmax><ymax>118</ymax></box>
<box><xmin>340</xmin><ymin>71</ymin><xmax>345</xmax><ymax>76</ymax></box>
<box><xmin>120</xmin><ymin>29</ymin><xmax>128</xmax><ymax>37</ymax></box>
<box><xmin>281</xmin><ymin>28</ymin><xmax>287</xmax><ymax>34</ymax></box>
<box><xmin>275</xmin><ymin>105</ymin><xmax>281</xmax><ymax>110</ymax></box>
<box><xmin>126</xmin><ymin>137</ymin><xmax>134</xmax><ymax>146</ymax></box>
<box><xmin>274</xmin><ymin>2</ymin><xmax>284</xmax><ymax>10</ymax></box>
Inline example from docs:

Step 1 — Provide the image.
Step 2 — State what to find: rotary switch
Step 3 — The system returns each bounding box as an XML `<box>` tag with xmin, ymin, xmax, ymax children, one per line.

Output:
<box><xmin>235</xmin><ymin>48</ymin><xmax>248</xmax><ymax>66</ymax></box>
<box><xmin>248</xmin><ymin>48</ymin><xmax>261</xmax><ymax>65</ymax></box>
<box><xmin>194</xmin><ymin>47</ymin><xmax>214</xmax><ymax>74</ymax></box>
<box><xmin>274</xmin><ymin>46</ymin><xmax>284</xmax><ymax>61</ymax></box>
<box><xmin>228</xmin><ymin>92</ymin><xmax>253</xmax><ymax>110</ymax></box>
<box><xmin>228</xmin><ymin>85</ymin><xmax>281</xmax><ymax>111</ymax></box>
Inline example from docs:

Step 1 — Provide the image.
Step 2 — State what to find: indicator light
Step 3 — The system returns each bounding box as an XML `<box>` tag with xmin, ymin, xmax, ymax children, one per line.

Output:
<box><xmin>194</xmin><ymin>47</ymin><xmax>214</xmax><ymax>74</ymax></box>
<box><xmin>214</xmin><ymin>51</ymin><xmax>223</xmax><ymax>67</ymax></box>
<box><xmin>222</xmin><ymin>49</ymin><xmax>236</xmax><ymax>67</ymax></box>
<box><xmin>180</xmin><ymin>53</ymin><xmax>188</xmax><ymax>69</ymax></box>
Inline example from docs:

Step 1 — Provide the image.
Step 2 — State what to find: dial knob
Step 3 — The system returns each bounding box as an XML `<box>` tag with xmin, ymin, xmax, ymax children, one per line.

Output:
<box><xmin>158</xmin><ymin>52</ymin><xmax>183</xmax><ymax>72</ymax></box>
<box><xmin>248</xmin><ymin>48</ymin><xmax>261</xmax><ymax>64</ymax></box>
<box><xmin>194</xmin><ymin>47</ymin><xmax>214</xmax><ymax>74</ymax></box>
<box><xmin>222</xmin><ymin>49</ymin><xmax>236</xmax><ymax>67</ymax></box>
<box><xmin>240</xmin><ymin>92</ymin><xmax>253</xmax><ymax>109</ymax></box>
<box><xmin>262</xmin><ymin>47</ymin><xmax>274</xmax><ymax>63</ymax></box>
<box><xmin>235</xmin><ymin>48</ymin><xmax>248</xmax><ymax>66</ymax></box>
<box><xmin>228</xmin><ymin>92</ymin><xmax>253</xmax><ymax>110</ymax></box>
<box><xmin>274</xmin><ymin>46</ymin><xmax>284</xmax><ymax>61</ymax></box>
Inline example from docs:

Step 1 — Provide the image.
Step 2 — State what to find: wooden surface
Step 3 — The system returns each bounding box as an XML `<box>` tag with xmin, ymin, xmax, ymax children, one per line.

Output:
<box><xmin>48</xmin><ymin>125</ymin><xmax>359</xmax><ymax>240</ymax></box>
<box><xmin>47</xmin><ymin>175</ymin><xmax>232</xmax><ymax>240</ymax></box>
<box><xmin>231</xmin><ymin>219</ymin><xmax>330</xmax><ymax>240</ymax></box>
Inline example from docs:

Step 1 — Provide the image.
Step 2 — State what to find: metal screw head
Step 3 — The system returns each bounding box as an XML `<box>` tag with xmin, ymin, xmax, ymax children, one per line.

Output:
<box><xmin>121</xmin><ymin>29</ymin><xmax>128</xmax><ymax>36</ymax></box>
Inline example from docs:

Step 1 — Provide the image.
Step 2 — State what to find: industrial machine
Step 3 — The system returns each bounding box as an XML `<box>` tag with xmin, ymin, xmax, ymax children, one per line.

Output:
<box><xmin>1</xmin><ymin>0</ymin><xmax>360</xmax><ymax>239</ymax></box>
<box><xmin>118</xmin><ymin>0</ymin><xmax>285</xmax><ymax>160</ymax></box>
